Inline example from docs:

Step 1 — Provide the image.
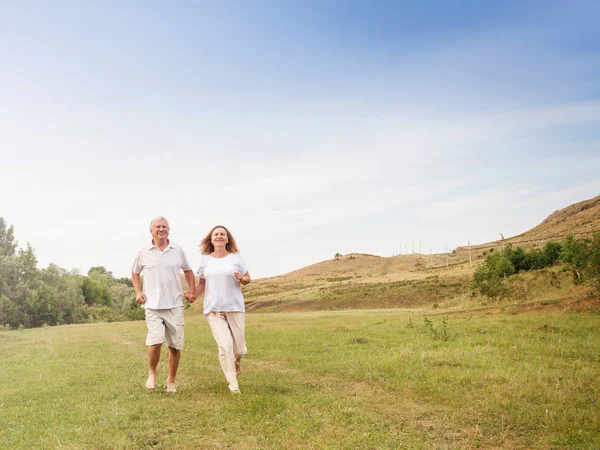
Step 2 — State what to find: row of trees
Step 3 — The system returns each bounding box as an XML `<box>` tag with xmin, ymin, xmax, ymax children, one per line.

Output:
<box><xmin>472</xmin><ymin>233</ymin><xmax>600</xmax><ymax>299</ymax></box>
<box><xmin>0</xmin><ymin>218</ymin><xmax>144</xmax><ymax>329</ymax></box>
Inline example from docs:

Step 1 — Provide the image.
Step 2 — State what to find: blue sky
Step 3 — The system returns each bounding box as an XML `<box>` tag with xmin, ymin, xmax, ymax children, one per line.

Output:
<box><xmin>1</xmin><ymin>1</ymin><xmax>599</xmax><ymax>278</ymax></box>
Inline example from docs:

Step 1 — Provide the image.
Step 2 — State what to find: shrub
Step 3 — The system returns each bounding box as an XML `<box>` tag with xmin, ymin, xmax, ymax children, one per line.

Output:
<box><xmin>588</xmin><ymin>233</ymin><xmax>600</xmax><ymax>291</ymax></box>
<box><xmin>472</xmin><ymin>252</ymin><xmax>515</xmax><ymax>299</ymax></box>
<box><xmin>560</xmin><ymin>234</ymin><xmax>590</xmax><ymax>284</ymax></box>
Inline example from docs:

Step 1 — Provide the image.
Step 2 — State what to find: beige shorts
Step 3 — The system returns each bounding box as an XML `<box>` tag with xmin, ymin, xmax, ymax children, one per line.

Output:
<box><xmin>145</xmin><ymin>307</ymin><xmax>184</xmax><ymax>350</ymax></box>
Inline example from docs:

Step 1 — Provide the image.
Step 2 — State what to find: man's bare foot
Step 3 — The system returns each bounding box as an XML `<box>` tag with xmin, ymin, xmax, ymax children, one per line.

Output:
<box><xmin>235</xmin><ymin>358</ymin><xmax>242</xmax><ymax>377</ymax></box>
<box><xmin>145</xmin><ymin>374</ymin><xmax>156</xmax><ymax>390</ymax></box>
<box><xmin>166</xmin><ymin>380</ymin><xmax>177</xmax><ymax>393</ymax></box>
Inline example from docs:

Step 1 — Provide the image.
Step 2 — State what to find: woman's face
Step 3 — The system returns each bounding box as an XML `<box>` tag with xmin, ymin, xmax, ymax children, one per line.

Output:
<box><xmin>211</xmin><ymin>227</ymin><xmax>228</xmax><ymax>247</ymax></box>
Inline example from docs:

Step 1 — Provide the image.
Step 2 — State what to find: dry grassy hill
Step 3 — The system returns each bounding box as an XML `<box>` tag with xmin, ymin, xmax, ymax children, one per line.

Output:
<box><xmin>186</xmin><ymin>195</ymin><xmax>600</xmax><ymax>314</ymax></box>
<box><xmin>456</xmin><ymin>194</ymin><xmax>600</xmax><ymax>256</ymax></box>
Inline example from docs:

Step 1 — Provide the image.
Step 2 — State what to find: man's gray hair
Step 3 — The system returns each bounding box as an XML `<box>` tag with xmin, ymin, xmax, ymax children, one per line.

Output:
<box><xmin>149</xmin><ymin>216</ymin><xmax>170</xmax><ymax>229</ymax></box>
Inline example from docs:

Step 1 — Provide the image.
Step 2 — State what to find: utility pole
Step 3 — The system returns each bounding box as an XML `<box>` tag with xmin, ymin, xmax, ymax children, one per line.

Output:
<box><xmin>411</xmin><ymin>241</ymin><xmax>414</xmax><ymax>254</ymax></box>
<box><xmin>419</xmin><ymin>240</ymin><xmax>422</xmax><ymax>254</ymax></box>
<box><xmin>500</xmin><ymin>233</ymin><xmax>505</xmax><ymax>252</ymax></box>
<box><xmin>405</xmin><ymin>244</ymin><xmax>408</xmax><ymax>254</ymax></box>
<box><xmin>468</xmin><ymin>239</ymin><xmax>472</xmax><ymax>267</ymax></box>
<box><xmin>445</xmin><ymin>245</ymin><xmax>449</xmax><ymax>268</ymax></box>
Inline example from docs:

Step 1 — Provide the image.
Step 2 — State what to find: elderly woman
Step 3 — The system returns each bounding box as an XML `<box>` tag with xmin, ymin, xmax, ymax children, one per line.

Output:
<box><xmin>194</xmin><ymin>225</ymin><xmax>250</xmax><ymax>394</ymax></box>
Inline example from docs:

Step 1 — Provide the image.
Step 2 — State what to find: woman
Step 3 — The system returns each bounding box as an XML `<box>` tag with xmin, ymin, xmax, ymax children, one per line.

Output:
<box><xmin>195</xmin><ymin>225</ymin><xmax>250</xmax><ymax>394</ymax></box>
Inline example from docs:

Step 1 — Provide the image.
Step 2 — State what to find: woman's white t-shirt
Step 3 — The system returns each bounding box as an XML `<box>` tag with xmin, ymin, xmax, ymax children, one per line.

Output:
<box><xmin>196</xmin><ymin>252</ymin><xmax>249</xmax><ymax>316</ymax></box>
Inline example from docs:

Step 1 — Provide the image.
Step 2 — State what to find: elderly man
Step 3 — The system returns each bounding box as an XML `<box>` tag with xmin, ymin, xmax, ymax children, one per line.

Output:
<box><xmin>132</xmin><ymin>216</ymin><xmax>196</xmax><ymax>393</ymax></box>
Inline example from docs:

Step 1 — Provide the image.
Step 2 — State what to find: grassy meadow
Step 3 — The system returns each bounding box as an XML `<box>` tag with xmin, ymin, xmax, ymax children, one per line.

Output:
<box><xmin>1</xmin><ymin>307</ymin><xmax>599</xmax><ymax>449</ymax></box>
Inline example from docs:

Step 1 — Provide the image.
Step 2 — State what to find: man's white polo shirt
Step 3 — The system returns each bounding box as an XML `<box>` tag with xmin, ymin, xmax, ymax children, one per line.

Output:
<box><xmin>132</xmin><ymin>241</ymin><xmax>192</xmax><ymax>310</ymax></box>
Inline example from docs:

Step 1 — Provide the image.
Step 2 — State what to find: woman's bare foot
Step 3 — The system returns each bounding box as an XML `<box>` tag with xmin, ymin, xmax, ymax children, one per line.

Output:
<box><xmin>145</xmin><ymin>374</ymin><xmax>156</xmax><ymax>390</ymax></box>
<box><xmin>166</xmin><ymin>380</ymin><xmax>177</xmax><ymax>393</ymax></box>
<box><xmin>235</xmin><ymin>357</ymin><xmax>242</xmax><ymax>377</ymax></box>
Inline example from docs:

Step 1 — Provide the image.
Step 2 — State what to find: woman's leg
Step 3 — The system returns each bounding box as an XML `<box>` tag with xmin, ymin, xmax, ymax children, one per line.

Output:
<box><xmin>225</xmin><ymin>312</ymin><xmax>247</xmax><ymax>376</ymax></box>
<box><xmin>207</xmin><ymin>312</ymin><xmax>239</xmax><ymax>392</ymax></box>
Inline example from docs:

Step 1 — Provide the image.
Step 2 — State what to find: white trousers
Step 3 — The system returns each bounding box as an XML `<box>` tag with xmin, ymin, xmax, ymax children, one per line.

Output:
<box><xmin>206</xmin><ymin>312</ymin><xmax>247</xmax><ymax>391</ymax></box>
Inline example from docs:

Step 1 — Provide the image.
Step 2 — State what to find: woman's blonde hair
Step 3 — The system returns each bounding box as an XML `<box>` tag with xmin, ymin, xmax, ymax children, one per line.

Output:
<box><xmin>200</xmin><ymin>225</ymin><xmax>239</xmax><ymax>254</ymax></box>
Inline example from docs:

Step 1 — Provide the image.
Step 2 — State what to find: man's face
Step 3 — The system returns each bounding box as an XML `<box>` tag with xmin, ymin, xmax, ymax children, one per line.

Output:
<box><xmin>151</xmin><ymin>220</ymin><xmax>170</xmax><ymax>242</ymax></box>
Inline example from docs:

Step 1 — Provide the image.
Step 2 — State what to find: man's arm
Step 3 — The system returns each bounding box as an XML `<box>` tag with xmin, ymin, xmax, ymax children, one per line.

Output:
<box><xmin>183</xmin><ymin>270</ymin><xmax>197</xmax><ymax>303</ymax></box>
<box><xmin>132</xmin><ymin>272</ymin><xmax>146</xmax><ymax>304</ymax></box>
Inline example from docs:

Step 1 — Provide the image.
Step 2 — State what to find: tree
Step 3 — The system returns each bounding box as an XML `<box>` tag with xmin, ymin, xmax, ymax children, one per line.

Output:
<box><xmin>26</xmin><ymin>281</ymin><xmax>61</xmax><ymax>327</ymax></box>
<box><xmin>0</xmin><ymin>217</ymin><xmax>17</xmax><ymax>257</ymax></box>
<box><xmin>0</xmin><ymin>294</ymin><xmax>26</xmax><ymax>328</ymax></box>
<box><xmin>81</xmin><ymin>277</ymin><xmax>112</xmax><ymax>306</ymax></box>
<box><xmin>88</xmin><ymin>266</ymin><xmax>113</xmax><ymax>277</ymax></box>
<box><xmin>40</xmin><ymin>264</ymin><xmax>87</xmax><ymax>324</ymax></box>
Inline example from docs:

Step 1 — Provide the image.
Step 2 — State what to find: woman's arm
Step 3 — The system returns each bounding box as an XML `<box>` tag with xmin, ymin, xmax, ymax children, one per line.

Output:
<box><xmin>195</xmin><ymin>278</ymin><xmax>206</xmax><ymax>295</ymax></box>
<box><xmin>235</xmin><ymin>271</ymin><xmax>251</xmax><ymax>286</ymax></box>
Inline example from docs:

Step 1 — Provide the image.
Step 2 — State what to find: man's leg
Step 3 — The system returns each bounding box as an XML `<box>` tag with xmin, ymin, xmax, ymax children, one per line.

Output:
<box><xmin>167</xmin><ymin>347</ymin><xmax>181</xmax><ymax>393</ymax></box>
<box><xmin>207</xmin><ymin>312</ymin><xmax>239</xmax><ymax>392</ymax></box>
<box><xmin>146</xmin><ymin>344</ymin><xmax>161</xmax><ymax>389</ymax></box>
<box><xmin>145</xmin><ymin>308</ymin><xmax>166</xmax><ymax>390</ymax></box>
<box><xmin>163</xmin><ymin>306</ymin><xmax>184</xmax><ymax>393</ymax></box>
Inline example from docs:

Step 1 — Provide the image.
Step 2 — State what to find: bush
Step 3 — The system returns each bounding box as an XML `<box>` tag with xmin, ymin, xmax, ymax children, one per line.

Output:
<box><xmin>588</xmin><ymin>233</ymin><xmax>600</xmax><ymax>291</ymax></box>
<box><xmin>543</xmin><ymin>241</ymin><xmax>562</xmax><ymax>266</ymax></box>
<box><xmin>503</xmin><ymin>245</ymin><xmax>528</xmax><ymax>272</ymax></box>
<box><xmin>472</xmin><ymin>252</ymin><xmax>515</xmax><ymax>299</ymax></box>
<box><xmin>559</xmin><ymin>234</ymin><xmax>590</xmax><ymax>284</ymax></box>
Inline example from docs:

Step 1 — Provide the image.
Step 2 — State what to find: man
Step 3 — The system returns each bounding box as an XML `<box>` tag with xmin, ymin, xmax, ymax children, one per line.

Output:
<box><xmin>132</xmin><ymin>216</ymin><xmax>196</xmax><ymax>393</ymax></box>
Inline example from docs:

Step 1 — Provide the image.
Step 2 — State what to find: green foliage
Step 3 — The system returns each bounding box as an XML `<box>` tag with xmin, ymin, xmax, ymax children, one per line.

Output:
<box><xmin>0</xmin><ymin>217</ymin><xmax>18</xmax><ymax>257</ymax></box>
<box><xmin>503</xmin><ymin>245</ymin><xmax>527</xmax><ymax>272</ymax></box>
<box><xmin>588</xmin><ymin>233</ymin><xmax>600</xmax><ymax>291</ymax></box>
<box><xmin>524</xmin><ymin>248</ymin><xmax>546</xmax><ymax>270</ymax></box>
<box><xmin>423</xmin><ymin>315</ymin><xmax>456</xmax><ymax>341</ymax></box>
<box><xmin>0</xmin><ymin>216</ymin><xmax>141</xmax><ymax>329</ymax></box>
<box><xmin>115</xmin><ymin>277</ymin><xmax>134</xmax><ymax>287</ymax></box>
<box><xmin>472</xmin><ymin>237</ymin><xmax>592</xmax><ymax>300</ymax></box>
<box><xmin>472</xmin><ymin>252</ymin><xmax>515</xmax><ymax>299</ymax></box>
<box><xmin>559</xmin><ymin>233</ymin><xmax>589</xmax><ymax>284</ymax></box>
<box><xmin>88</xmin><ymin>266</ymin><xmax>113</xmax><ymax>277</ymax></box>
<box><xmin>81</xmin><ymin>277</ymin><xmax>112</xmax><ymax>306</ymax></box>
<box><xmin>543</xmin><ymin>241</ymin><xmax>562</xmax><ymax>265</ymax></box>
<box><xmin>26</xmin><ymin>281</ymin><xmax>61</xmax><ymax>327</ymax></box>
<box><xmin>127</xmin><ymin>298</ymin><xmax>146</xmax><ymax>321</ymax></box>
<box><xmin>0</xmin><ymin>293</ymin><xmax>26</xmax><ymax>329</ymax></box>
<box><xmin>335</xmin><ymin>252</ymin><xmax>342</xmax><ymax>258</ymax></box>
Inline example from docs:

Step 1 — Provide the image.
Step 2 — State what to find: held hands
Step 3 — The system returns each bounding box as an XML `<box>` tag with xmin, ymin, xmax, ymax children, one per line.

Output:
<box><xmin>184</xmin><ymin>291</ymin><xmax>197</xmax><ymax>303</ymax></box>
<box><xmin>135</xmin><ymin>292</ymin><xmax>147</xmax><ymax>304</ymax></box>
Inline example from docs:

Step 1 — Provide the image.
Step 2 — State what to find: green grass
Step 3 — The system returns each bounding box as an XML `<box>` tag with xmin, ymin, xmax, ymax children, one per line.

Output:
<box><xmin>1</xmin><ymin>309</ymin><xmax>599</xmax><ymax>449</ymax></box>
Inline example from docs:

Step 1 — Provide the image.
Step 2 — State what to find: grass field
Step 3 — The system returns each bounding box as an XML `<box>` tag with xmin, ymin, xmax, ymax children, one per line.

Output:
<box><xmin>1</xmin><ymin>307</ymin><xmax>599</xmax><ymax>449</ymax></box>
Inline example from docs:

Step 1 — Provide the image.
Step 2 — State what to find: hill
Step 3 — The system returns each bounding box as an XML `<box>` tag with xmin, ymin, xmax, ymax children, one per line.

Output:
<box><xmin>186</xmin><ymin>195</ymin><xmax>600</xmax><ymax>314</ymax></box>
<box><xmin>456</xmin><ymin>194</ymin><xmax>600</xmax><ymax>254</ymax></box>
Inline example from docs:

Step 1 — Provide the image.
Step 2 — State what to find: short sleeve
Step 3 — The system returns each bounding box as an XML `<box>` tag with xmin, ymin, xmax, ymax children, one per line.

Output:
<box><xmin>239</xmin><ymin>254</ymin><xmax>249</xmax><ymax>275</ymax></box>
<box><xmin>180</xmin><ymin>248</ymin><xmax>192</xmax><ymax>271</ymax></box>
<box><xmin>131</xmin><ymin>251</ymin><xmax>143</xmax><ymax>274</ymax></box>
<box><xmin>196</xmin><ymin>256</ymin><xmax>205</xmax><ymax>279</ymax></box>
